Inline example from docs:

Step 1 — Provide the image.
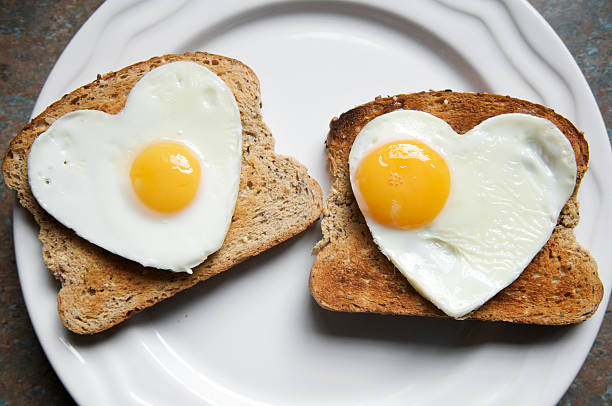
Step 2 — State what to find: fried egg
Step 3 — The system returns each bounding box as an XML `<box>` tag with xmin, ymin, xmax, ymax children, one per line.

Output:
<box><xmin>349</xmin><ymin>110</ymin><xmax>577</xmax><ymax>318</ymax></box>
<box><xmin>28</xmin><ymin>61</ymin><xmax>242</xmax><ymax>273</ymax></box>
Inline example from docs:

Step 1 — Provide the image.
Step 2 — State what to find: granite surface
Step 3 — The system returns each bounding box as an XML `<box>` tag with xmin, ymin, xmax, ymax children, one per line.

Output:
<box><xmin>0</xmin><ymin>0</ymin><xmax>609</xmax><ymax>405</ymax></box>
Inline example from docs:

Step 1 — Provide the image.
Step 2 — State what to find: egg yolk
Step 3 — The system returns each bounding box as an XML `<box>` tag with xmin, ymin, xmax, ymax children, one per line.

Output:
<box><xmin>130</xmin><ymin>141</ymin><xmax>201</xmax><ymax>214</ymax></box>
<box><xmin>354</xmin><ymin>140</ymin><xmax>450</xmax><ymax>229</ymax></box>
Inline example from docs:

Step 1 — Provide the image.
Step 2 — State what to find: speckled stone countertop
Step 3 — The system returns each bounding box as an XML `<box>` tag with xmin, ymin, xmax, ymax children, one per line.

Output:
<box><xmin>0</xmin><ymin>1</ymin><xmax>609</xmax><ymax>405</ymax></box>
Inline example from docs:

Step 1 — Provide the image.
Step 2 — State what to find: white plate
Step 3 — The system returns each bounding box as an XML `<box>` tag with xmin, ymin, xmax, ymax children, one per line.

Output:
<box><xmin>14</xmin><ymin>0</ymin><xmax>611</xmax><ymax>405</ymax></box>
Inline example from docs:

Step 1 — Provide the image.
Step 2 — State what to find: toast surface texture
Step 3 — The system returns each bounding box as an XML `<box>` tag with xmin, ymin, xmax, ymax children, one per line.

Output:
<box><xmin>3</xmin><ymin>52</ymin><xmax>323</xmax><ymax>334</ymax></box>
<box><xmin>310</xmin><ymin>91</ymin><xmax>603</xmax><ymax>324</ymax></box>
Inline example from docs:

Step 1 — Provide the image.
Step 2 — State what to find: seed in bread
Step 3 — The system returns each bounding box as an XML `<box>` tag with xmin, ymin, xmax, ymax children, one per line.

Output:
<box><xmin>3</xmin><ymin>52</ymin><xmax>324</xmax><ymax>334</ymax></box>
<box><xmin>310</xmin><ymin>91</ymin><xmax>602</xmax><ymax>324</ymax></box>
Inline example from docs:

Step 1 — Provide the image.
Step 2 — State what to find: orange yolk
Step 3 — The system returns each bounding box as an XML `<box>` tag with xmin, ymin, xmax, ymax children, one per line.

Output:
<box><xmin>354</xmin><ymin>140</ymin><xmax>450</xmax><ymax>229</ymax></box>
<box><xmin>130</xmin><ymin>141</ymin><xmax>201</xmax><ymax>214</ymax></box>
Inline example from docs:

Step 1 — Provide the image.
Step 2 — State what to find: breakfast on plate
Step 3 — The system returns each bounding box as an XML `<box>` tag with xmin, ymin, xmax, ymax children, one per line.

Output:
<box><xmin>2</xmin><ymin>52</ymin><xmax>323</xmax><ymax>334</ymax></box>
<box><xmin>310</xmin><ymin>91</ymin><xmax>603</xmax><ymax>324</ymax></box>
<box><xmin>3</xmin><ymin>50</ymin><xmax>603</xmax><ymax>333</ymax></box>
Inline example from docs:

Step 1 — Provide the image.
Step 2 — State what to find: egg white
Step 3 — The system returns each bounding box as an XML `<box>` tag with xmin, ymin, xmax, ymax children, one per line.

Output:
<box><xmin>28</xmin><ymin>61</ymin><xmax>242</xmax><ymax>273</ymax></box>
<box><xmin>349</xmin><ymin>110</ymin><xmax>577</xmax><ymax>318</ymax></box>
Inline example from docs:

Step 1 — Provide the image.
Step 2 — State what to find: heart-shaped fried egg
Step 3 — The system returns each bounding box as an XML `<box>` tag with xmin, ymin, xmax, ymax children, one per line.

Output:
<box><xmin>28</xmin><ymin>62</ymin><xmax>242</xmax><ymax>273</ymax></box>
<box><xmin>349</xmin><ymin>110</ymin><xmax>577</xmax><ymax>317</ymax></box>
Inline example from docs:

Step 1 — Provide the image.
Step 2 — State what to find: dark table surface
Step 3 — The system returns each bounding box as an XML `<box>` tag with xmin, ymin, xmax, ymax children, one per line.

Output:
<box><xmin>0</xmin><ymin>1</ymin><xmax>610</xmax><ymax>405</ymax></box>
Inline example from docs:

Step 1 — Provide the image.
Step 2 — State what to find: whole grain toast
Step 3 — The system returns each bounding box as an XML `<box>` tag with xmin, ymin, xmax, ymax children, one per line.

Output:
<box><xmin>310</xmin><ymin>91</ymin><xmax>603</xmax><ymax>324</ymax></box>
<box><xmin>3</xmin><ymin>52</ymin><xmax>323</xmax><ymax>334</ymax></box>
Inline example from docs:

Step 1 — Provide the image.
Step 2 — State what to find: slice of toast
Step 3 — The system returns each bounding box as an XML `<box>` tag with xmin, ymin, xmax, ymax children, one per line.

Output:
<box><xmin>310</xmin><ymin>91</ymin><xmax>603</xmax><ymax>324</ymax></box>
<box><xmin>3</xmin><ymin>52</ymin><xmax>323</xmax><ymax>334</ymax></box>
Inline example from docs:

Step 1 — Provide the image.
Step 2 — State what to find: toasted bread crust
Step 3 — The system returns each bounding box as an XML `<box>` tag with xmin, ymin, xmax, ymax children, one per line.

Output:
<box><xmin>310</xmin><ymin>91</ymin><xmax>602</xmax><ymax>324</ymax></box>
<box><xmin>3</xmin><ymin>52</ymin><xmax>323</xmax><ymax>334</ymax></box>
